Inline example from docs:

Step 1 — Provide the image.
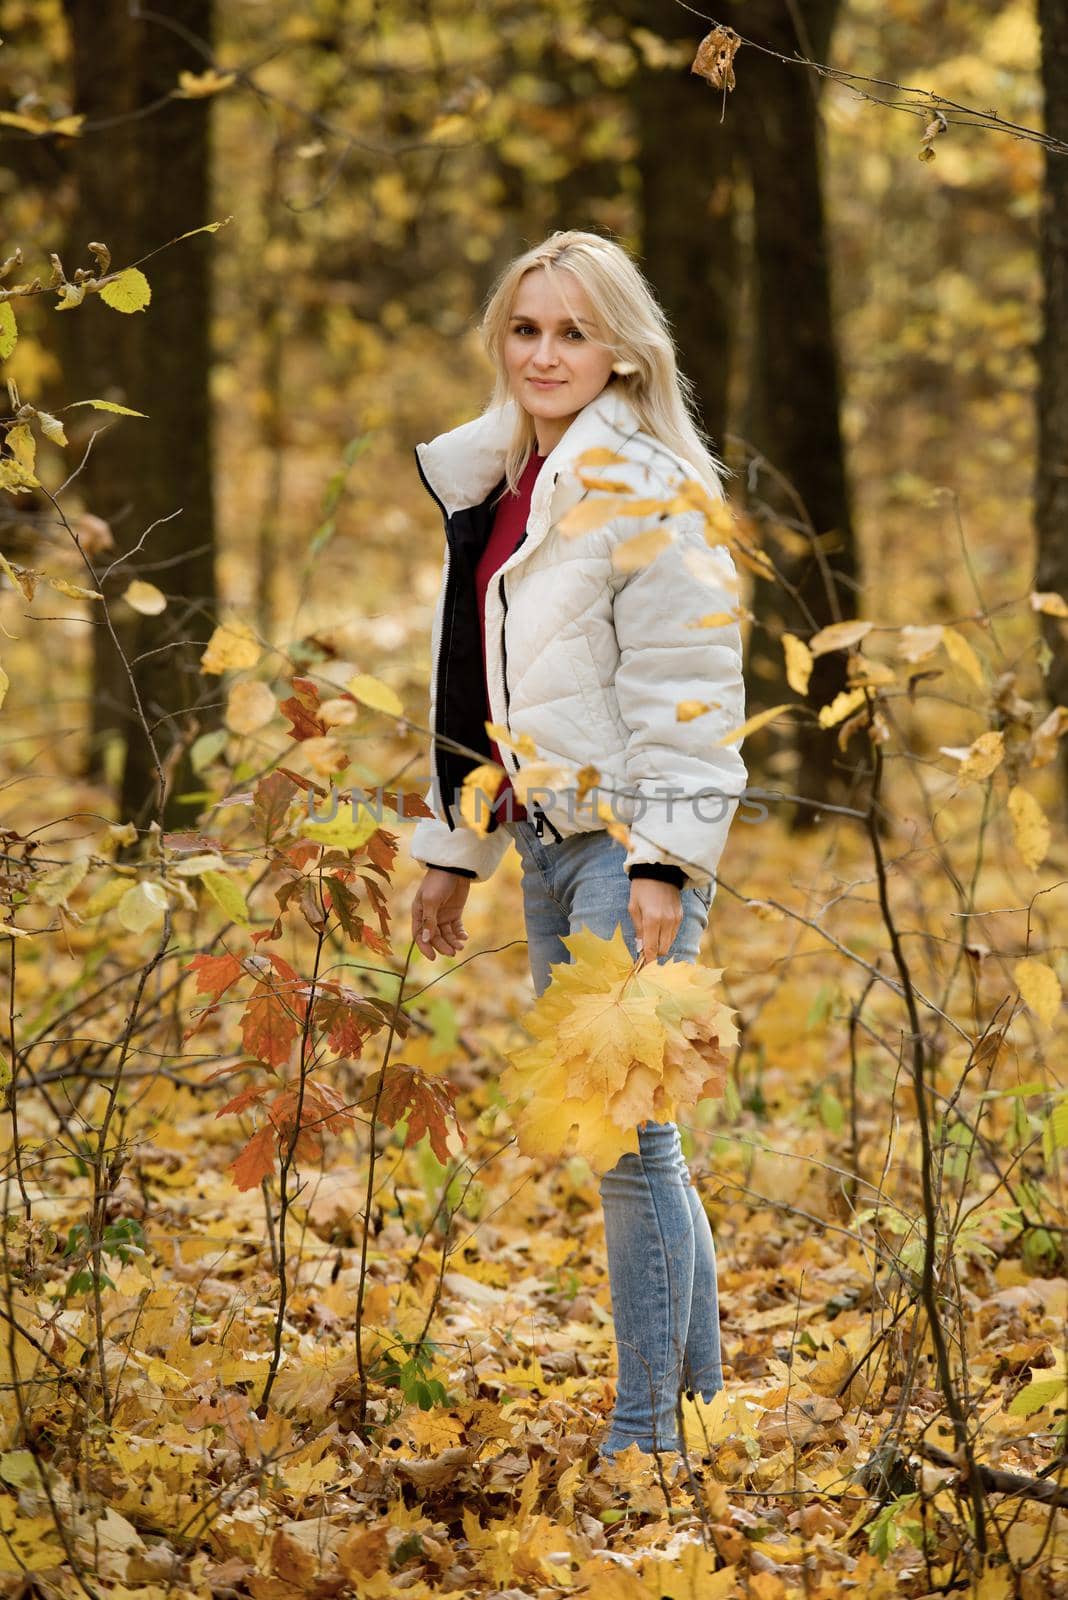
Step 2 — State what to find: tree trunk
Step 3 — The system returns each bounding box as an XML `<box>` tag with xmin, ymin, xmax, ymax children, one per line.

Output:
<box><xmin>59</xmin><ymin>0</ymin><xmax>219</xmax><ymax>832</ymax></box>
<box><xmin>621</xmin><ymin>0</ymin><xmax>738</xmax><ymax>456</ymax></box>
<box><xmin>1036</xmin><ymin>0</ymin><xmax>1068</xmax><ymax>808</ymax></box>
<box><xmin>715</xmin><ymin>0</ymin><xmax>864</xmax><ymax>828</ymax></box>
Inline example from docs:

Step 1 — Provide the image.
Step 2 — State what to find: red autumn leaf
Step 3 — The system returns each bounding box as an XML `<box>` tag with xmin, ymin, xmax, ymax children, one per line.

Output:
<box><xmin>265</xmin><ymin>1088</ymin><xmax>323</xmax><ymax>1163</ymax></box>
<box><xmin>371</xmin><ymin>1063</ymin><xmax>465</xmax><ymax>1165</ymax></box>
<box><xmin>380</xmin><ymin>788</ymin><xmax>433</xmax><ymax>820</ymax></box>
<box><xmin>307</xmin><ymin>1078</ymin><xmax>354</xmax><ymax>1129</ymax></box>
<box><xmin>275</xmin><ymin>765</ymin><xmax>326</xmax><ymax>798</ymax></box>
<box><xmin>361</xmin><ymin>923</ymin><xmax>392</xmax><ymax>957</ymax></box>
<box><xmin>240</xmin><ymin>952</ymin><xmax>307</xmax><ymax>1070</ymax></box>
<box><xmin>187</xmin><ymin>950</ymin><xmax>243</xmax><ymax>999</ymax></box>
<box><xmin>323</xmin><ymin>874</ymin><xmax>363</xmax><ymax>943</ymax></box>
<box><xmin>229</xmin><ymin>1123</ymin><xmax>277</xmax><ymax>1191</ymax></box>
<box><xmin>241</xmin><ymin>988</ymin><xmax>299</xmax><ymax>1070</ymax></box>
<box><xmin>265</xmin><ymin>950</ymin><xmax>309</xmax><ymax>1022</ymax></box>
<box><xmin>359</xmin><ymin>873</ymin><xmax>391</xmax><ymax>940</ymax></box>
<box><xmin>291</xmin><ymin>841</ymin><xmax>322</xmax><ymax>871</ymax></box>
<box><xmin>216</xmin><ymin>1081</ymin><xmax>273</xmax><ymax>1118</ymax></box>
<box><xmin>298</xmin><ymin>878</ymin><xmax>328</xmax><ymax>933</ymax></box>
<box><xmin>203</xmin><ymin>1057</ymin><xmax>267</xmax><ymax>1085</ymax></box>
<box><xmin>279</xmin><ymin>677</ymin><xmax>327</xmax><ymax>741</ymax></box>
<box><xmin>312</xmin><ymin>985</ymin><xmax>385</xmax><ymax>1058</ymax></box>
<box><xmin>252</xmin><ymin>770</ymin><xmax>297</xmax><ymax>842</ymax></box>
<box><xmin>366</xmin><ymin>829</ymin><xmax>398</xmax><ymax>873</ymax></box>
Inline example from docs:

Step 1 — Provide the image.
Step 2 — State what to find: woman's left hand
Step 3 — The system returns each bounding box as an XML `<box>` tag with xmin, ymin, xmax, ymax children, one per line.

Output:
<box><xmin>628</xmin><ymin>879</ymin><xmax>682</xmax><ymax>961</ymax></box>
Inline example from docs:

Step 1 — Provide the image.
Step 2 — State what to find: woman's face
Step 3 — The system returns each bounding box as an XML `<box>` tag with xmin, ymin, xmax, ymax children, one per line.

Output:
<box><xmin>502</xmin><ymin>267</ymin><xmax>617</xmax><ymax>449</ymax></box>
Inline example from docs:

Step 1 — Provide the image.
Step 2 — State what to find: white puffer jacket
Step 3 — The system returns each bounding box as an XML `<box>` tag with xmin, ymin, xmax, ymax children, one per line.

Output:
<box><xmin>407</xmin><ymin>383</ymin><xmax>748</xmax><ymax>900</ymax></box>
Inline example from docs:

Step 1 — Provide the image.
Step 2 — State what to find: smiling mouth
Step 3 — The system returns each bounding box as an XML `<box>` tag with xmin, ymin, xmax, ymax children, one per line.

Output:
<box><xmin>528</xmin><ymin>378</ymin><xmax>564</xmax><ymax>385</ymax></box>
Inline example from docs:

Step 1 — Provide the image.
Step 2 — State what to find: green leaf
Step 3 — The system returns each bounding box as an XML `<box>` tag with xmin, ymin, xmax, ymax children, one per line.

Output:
<box><xmin>1048</xmin><ymin>1097</ymin><xmax>1068</xmax><ymax>1151</ymax></box>
<box><xmin>0</xmin><ymin>304</ymin><xmax>16</xmax><ymax>361</ymax></box>
<box><xmin>1008</xmin><ymin>1374</ymin><xmax>1068</xmax><ymax>1416</ymax></box>
<box><xmin>190</xmin><ymin>727</ymin><xmax>229</xmax><ymax>774</ymax></box>
<box><xmin>0</xmin><ymin>1451</ymin><xmax>42</xmax><ymax>1489</ymax></box>
<box><xmin>99</xmin><ymin>267</ymin><xmax>151</xmax><ymax>314</ymax></box>
<box><xmin>818</xmin><ymin>1086</ymin><xmax>844</xmax><ymax>1133</ymax></box>
<box><xmin>200</xmin><ymin>870</ymin><xmax>250</xmax><ymax>925</ymax></box>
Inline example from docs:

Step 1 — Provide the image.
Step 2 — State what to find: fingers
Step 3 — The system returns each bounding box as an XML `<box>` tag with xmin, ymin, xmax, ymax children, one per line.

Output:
<box><xmin>638</xmin><ymin>923</ymin><xmax>679</xmax><ymax>960</ymax></box>
<box><xmin>629</xmin><ymin>890</ymin><xmax>682</xmax><ymax>961</ymax></box>
<box><xmin>411</xmin><ymin>897</ymin><xmax>468</xmax><ymax>961</ymax></box>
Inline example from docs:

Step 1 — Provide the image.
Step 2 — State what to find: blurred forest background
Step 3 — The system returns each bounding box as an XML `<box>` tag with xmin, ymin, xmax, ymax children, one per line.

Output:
<box><xmin>0</xmin><ymin>1</ymin><xmax>1067</xmax><ymax>1595</ymax></box>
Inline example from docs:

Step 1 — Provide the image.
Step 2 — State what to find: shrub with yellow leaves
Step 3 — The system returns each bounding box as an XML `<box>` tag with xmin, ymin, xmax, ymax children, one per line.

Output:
<box><xmin>499</xmin><ymin>925</ymin><xmax>739</xmax><ymax>1171</ymax></box>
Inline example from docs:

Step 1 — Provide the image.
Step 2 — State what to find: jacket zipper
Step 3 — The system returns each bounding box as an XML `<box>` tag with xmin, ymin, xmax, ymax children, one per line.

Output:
<box><xmin>500</xmin><ymin>562</ymin><xmax>560</xmax><ymax>840</ymax></box>
<box><xmin>497</xmin><ymin>573</ymin><xmax>518</xmax><ymax>776</ymax></box>
<box><xmin>415</xmin><ymin>449</ymin><xmax>460</xmax><ymax>829</ymax></box>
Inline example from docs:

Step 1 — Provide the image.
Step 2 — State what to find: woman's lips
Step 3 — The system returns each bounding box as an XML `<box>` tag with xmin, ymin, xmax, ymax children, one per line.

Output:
<box><xmin>528</xmin><ymin>378</ymin><xmax>564</xmax><ymax>388</ymax></box>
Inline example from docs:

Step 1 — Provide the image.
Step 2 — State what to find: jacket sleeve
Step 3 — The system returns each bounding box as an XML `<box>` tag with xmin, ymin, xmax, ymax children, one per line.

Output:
<box><xmin>408</xmin><ymin>783</ymin><xmax>512</xmax><ymax>881</ymax></box>
<box><xmin>610</xmin><ymin>505</ymin><xmax>748</xmax><ymax>901</ymax></box>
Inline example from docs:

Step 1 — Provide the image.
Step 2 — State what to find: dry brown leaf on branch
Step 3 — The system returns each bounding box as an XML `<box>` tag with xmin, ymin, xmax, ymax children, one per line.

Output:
<box><xmin>691</xmin><ymin>26</ymin><xmax>742</xmax><ymax>92</ymax></box>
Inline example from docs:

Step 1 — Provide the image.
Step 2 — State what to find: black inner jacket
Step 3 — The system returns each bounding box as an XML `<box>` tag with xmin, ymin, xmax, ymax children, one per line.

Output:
<box><xmin>417</xmin><ymin>458</ymin><xmax>518</xmax><ymax>835</ymax></box>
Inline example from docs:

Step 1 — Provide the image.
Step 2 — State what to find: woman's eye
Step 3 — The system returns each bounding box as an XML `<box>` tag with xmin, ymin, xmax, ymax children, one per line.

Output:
<box><xmin>515</xmin><ymin>326</ymin><xmax>584</xmax><ymax>339</ymax></box>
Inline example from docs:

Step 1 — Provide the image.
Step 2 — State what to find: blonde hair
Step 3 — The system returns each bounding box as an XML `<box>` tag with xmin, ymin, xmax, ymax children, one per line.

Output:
<box><xmin>478</xmin><ymin>229</ymin><xmax>729</xmax><ymax>501</ymax></box>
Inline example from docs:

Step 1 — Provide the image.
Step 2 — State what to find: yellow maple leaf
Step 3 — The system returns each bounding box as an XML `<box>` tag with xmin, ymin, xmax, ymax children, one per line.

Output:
<box><xmin>500</xmin><ymin>925</ymin><xmax>739</xmax><ymax>1170</ymax></box>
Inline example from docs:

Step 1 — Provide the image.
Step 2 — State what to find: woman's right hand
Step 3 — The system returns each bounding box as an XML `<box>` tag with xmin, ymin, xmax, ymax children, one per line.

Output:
<box><xmin>411</xmin><ymin>868</ymin><xmax>472</xmax><ymax>961</ymax></box>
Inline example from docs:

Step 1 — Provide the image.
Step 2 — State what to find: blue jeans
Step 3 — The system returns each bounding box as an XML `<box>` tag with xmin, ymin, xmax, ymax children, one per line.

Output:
<box><xmin>503</xmin><ymin>817</ymin><xmax>725</xmax><ymax>1459</ymax></box>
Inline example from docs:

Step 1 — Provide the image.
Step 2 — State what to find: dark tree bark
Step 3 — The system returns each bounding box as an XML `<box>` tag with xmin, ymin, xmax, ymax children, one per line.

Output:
<box><xmin>58</xmin><ymin>0</ymin><xmax>218</xmax><ymax>832</ymax></box>
<box><xmin>1036</xmin><ymin>0</ymin><xmax>1068</xmax><ymax>806</ymax></box>
<box><xmin>619</xmin><ymin>0</ymin><xmax>738</xmax><ymax>456</ymax></box>
<box><xmin>713</xmin><ymin>0</ymin><xmax>865</xmax><ymax>827</ymax></box>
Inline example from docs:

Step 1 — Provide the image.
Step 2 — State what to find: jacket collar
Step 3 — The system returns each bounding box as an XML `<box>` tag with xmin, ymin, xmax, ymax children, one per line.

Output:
<box><xmin>415</xmin><ymin>382</ymin><xmax>646</xmax><ymax>521</ymax></box>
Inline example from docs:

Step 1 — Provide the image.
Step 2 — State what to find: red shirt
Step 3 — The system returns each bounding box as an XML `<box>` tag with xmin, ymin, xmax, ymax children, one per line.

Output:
<box><xmin>473</xmin><ymin>449</ymin><xmax>546</xmax><ymax>823</ymax></box>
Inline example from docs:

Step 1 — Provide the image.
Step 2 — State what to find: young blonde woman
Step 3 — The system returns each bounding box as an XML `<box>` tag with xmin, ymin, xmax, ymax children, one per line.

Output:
<box><xmin>407</xmin><ymin>230</ymin><xmax>748</xmax><ymax>1461</ymax></box>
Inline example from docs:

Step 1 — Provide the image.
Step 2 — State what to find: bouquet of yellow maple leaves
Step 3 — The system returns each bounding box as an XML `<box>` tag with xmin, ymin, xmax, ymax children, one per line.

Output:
<box><xmin>500</xmin><ymin>925</ymin><xmax>739</xmax><ymax>1171</ymax></box>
